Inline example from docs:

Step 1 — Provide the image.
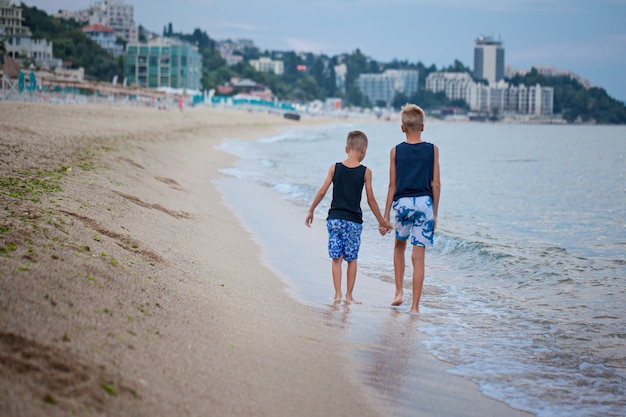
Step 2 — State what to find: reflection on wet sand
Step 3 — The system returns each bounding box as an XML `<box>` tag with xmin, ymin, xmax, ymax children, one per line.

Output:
<box><xmin>322</xmin><ymin>300</ymin><xmax>352</xmax><ymax>329</ymax></box>
<box><xmin>357</xmin><ymin>310</ymin><xmax>422</xmax><ymax>413</ymax></box>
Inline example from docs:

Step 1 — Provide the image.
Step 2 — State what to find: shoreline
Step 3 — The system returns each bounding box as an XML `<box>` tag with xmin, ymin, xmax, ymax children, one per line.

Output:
<box><xmin>217</xmin><ymin>169</ymin><xmax>535</xmax><ymax>417</ymax></box>
<box><xmin>0</xmin><ymin>102</ymin><xmax>531</xmax><ymax>416</ymax></box>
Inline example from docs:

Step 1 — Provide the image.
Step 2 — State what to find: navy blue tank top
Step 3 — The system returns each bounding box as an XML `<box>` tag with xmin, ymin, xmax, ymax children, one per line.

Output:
<box><xmin>327</xmin><ymin>163</ymin><xmax>366</xmax><ymax>224</ymax></box>
<box><xmin>394</xmin><ymin>141</ymin><xmax>434</xmax><ymax>201</ymax></box>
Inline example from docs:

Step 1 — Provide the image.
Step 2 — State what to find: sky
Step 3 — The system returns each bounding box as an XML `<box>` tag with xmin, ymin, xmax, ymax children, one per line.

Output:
<box><xmin>24</xmin><ymin>0</ymin><xmax>626</xmax><ymax>101</ymax></box>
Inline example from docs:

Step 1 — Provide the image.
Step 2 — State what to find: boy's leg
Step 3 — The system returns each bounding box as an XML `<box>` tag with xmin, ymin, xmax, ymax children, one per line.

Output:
<box><xmin>342</xmin><ymin>220</ymin><xmax>362</xmax><ymax>304</ymax></box>
<box><xmin>331</xmin><ymin>257</ymin><xmax>343</xmax><ymax>301</ymax></box>
<box><xmin>392</xmin><ymin>238</ymin><xmax>407</xmax><ymax>306</ymax></box>
<box><xmin>410</xmin><ymin>246</ymin><xmax>425</xmax><ymax>312</ymax></box>
<box><xmin>327</xmin><ymin>219</ymin><xmax>345</xmax><ymax>302</ymax></box>
<box><xmin>345</xmin><ymin>260</ymin><xmax>361</xmax><ymax>304</ymax></box>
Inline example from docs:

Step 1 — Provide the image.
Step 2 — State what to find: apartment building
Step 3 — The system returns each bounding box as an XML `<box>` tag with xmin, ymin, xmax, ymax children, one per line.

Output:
<box><xmin>249</xmin><ymin>57</ymin><xmax>284</xmax><ymax>75</ymax></box>
<box><xmin>0</xmin><ymin>0</ymin><xmax>28</xmax><ymax>37</ymax></box>
<box><xmin>356</xmin><ymin>69</ymin><xmax>419</xmax><ymax>106</ymax></box>
<box><xmin>1</xmin><ymin>0</ymin><xmax>59</xmax><ymax>68</ymax></box>
<box><xmin>82</xmin><ymin>24</ymin><xmax>124</xmax><ymax>57</ymax></box>
<box><xmin>124</xmin><ymin>37</ymin><xmax>202</xmax><ymax>91</ymax></box>
<box><xmin>511</xmin><ymin>83</ymin><xmax>555</xmax><ymax>116</ymax></box>
<box><xmin>216</xmin><ymin>39</ymin><xmax>252</xmax><ymax>66</ymax></box>
<box><xmin>425</xmin><ymin>71</ymin><xmax>474</xmax><ymax>101</ymax></box>
<box><xmin>425</xmin><ymin>72</ymin><xmax>554</xmax><ymax>116</ymax></box>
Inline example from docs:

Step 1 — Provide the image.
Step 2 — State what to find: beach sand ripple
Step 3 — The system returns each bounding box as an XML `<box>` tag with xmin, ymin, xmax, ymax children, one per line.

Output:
<box><xmin>0</xmin><ymin>102</ymin><xmax>384</xmax><ymax>417</ymax></box>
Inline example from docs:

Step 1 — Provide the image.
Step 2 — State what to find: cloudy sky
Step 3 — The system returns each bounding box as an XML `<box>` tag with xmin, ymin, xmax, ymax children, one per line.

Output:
<box><xmin>25</xmin><ymin>0</ymin><xmax>626</xmax><ymax>101</ymax></box>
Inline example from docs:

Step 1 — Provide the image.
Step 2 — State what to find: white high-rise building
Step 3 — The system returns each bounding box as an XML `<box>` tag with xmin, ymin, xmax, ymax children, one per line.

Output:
<box><xmin>473</xmin><ymin>36</ymin><xmax>504</xmax><ymax>85</ymax></box>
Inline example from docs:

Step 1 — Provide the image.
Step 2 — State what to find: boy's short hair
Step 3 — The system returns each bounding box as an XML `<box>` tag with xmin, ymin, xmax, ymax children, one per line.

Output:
<box><xmin>401</xmin><ymin>103</ymin><xmax>425</xmax><ymax>131</ymax></box>
<box><xmin>346</xmin><ymin>130</ymin><xmax>368</xmax><ymax>150</ymax></box>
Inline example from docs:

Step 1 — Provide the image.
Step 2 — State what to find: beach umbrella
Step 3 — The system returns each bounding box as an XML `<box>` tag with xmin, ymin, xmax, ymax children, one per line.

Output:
<box><xmin>29</xmin><ymin>71</ymin><xmax>37</xmax><ymax>91</ymax></box>
<box><xmin>18</xmin><ymin>71</ymin><xmax>25</xmax><ymax>92</ymax></box>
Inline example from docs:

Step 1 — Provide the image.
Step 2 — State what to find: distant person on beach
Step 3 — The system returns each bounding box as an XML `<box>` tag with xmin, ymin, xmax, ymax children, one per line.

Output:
<box><xmin>305</xmin><ymin>130</ymin><xmax>392</xmax><ymax>303</ymax></box>
<box><xmin>177</xmin><ymin>95</ymin><xmax>184</xmax><ymax>112</ymax></box>
<box><xmin>383</xmin><ymin>104</ymin><xmax>440</xmax><ymax>313</ymax></box>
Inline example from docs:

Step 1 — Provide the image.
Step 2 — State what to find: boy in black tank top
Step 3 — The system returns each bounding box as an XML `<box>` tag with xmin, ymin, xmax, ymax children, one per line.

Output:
<box><xmin>305</xmin><ymin>130</ymin><xmax>391</xmax><ymax>303</ymax></box>
<box><xmin>383</xmin><ymin>104</ymin><xmax>441</xmax><ymax>313</ymax></box>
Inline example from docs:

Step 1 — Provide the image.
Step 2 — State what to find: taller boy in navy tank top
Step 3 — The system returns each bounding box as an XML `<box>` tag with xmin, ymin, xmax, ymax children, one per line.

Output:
<box><xmin>305</xmin><ymin>130</ymin><xmax>391</xmax><ymax>303</ymax></box>
<box><xmin>383</xmin><ymin>104</ymin><xmax>441</xmax><ymax>313</ymax></box>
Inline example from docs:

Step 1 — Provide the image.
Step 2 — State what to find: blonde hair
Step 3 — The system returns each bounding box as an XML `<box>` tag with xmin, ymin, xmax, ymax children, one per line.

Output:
<box><xmin>346</xmin><ymin>130</ymin><xmax>368</xmax><ymax>151</ymax></box>
<box><xmin>401</xmin><ymin>103</ymin><xmax>425</xmax><ymax>131</ymax></box>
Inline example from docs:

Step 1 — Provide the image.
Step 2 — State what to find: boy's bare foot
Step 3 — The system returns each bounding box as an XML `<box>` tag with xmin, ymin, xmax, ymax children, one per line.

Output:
<box><xmin>409</xmin><ymin>307</ymin><xmax>419</xmax><ymax>314</ymax></box>
<box><xmin>391</xmin><ymin>292</ymin><xmax>403</xmax><ymax>306</ymax></box>
<box><xmin>334</xmin><ymin>294</ymin><xmax>342</xmax><ymax>302</ymax></box>
<box><xmin>345</xmin><ymin>296</ymin><xmax>361</xmax><ymax>304</ymax></box>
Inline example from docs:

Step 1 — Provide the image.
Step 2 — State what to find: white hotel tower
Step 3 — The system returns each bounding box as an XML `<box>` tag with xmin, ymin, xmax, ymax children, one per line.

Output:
<box><xmin>473</xmin><ymin>36</ymin><xmax>504</xmax><ymax>85</ymax></box>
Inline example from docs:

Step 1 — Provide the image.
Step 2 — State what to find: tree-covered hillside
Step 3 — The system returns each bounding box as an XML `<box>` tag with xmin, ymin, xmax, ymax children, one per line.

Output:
<box><xmin>509</xmin><ymin>69</ymin><xmax>626</xmax><ymax>124</ymax></box>
<box><xmin>21</xmin><ymin>4</ymin><xmax>123</xmax><ymax>82</ymax></box>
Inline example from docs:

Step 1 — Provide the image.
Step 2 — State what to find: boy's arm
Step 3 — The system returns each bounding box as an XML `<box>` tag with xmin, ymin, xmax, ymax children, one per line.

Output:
<box><xmin>432</xmin><ymin>144</ymin><xmax>441</xmax><ymax>230</ymax></box>
<box><xmin>305</xmin><ymin>164</ymin><xmax>335</xmax><ymax>227</ymax></box>
<box><xmin>383</xmin><ymin>147</ymin><xmax>396</xmax><ymax>222</ymax></box>
<box><xmin>364</xmin><ymin>168</ymin><xmax>387</xmax><ymax>224</ymax></box>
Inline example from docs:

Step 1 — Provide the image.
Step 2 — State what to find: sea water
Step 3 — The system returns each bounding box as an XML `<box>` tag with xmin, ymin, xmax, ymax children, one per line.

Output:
<box><xmin>216</xmin><ymin>120</ymin><xmax>626</xmax><ymax>417</ymax></box>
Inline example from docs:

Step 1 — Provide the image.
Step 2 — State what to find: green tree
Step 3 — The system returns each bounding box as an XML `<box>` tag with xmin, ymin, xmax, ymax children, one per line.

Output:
<box><xmin>444</xmin><ymin>59</ymin><xmax>471</xmax><ymax>73</ymax></box>
<box><xmin>171</xmin><ymin>28</ymin><xmax>215</xmax><ymax>49</ymax></box>
<box><xmin>201</xmin><ymin>48</ymin><xmax>227</xmax><ymax>89</ymax></box>
<box><xmin>307</xmin><ymin>54</ymin><xmax>339</xmax><ymax>99</ymax></box>
<box><xmin>341</xmin><ymin>49</ymin><xmax>374</xmax><ymax>106</ymax></box>
<box><xmin>138</xmin><ymin>25</ymin><xmax>147</xmax><ymax>42</ymax></box>
<box><xmin>345</xmin><ymin>83</ymin><xmax>369</xmax><ymax>107</ymax></box>
<box><xmin>398</xmin><ymin>89</ymin><xmax>451</xmax><ymax>111</ymax></box>
<box><xmin>281</xmin><ymin>51</ymin><xmax>312</xmax><ymax>80</ymax></box>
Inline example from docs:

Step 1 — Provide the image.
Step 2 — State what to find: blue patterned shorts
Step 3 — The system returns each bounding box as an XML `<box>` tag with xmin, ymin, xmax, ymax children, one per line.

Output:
<box><xmin>393</xmin><ymin>196</ymin><xmax>435</xmax><ymax>247</ymax></box>
<box><xmin>326</xmin><ymin>218</ymin><xmax>363</xmax><ymax>261</ymax></box>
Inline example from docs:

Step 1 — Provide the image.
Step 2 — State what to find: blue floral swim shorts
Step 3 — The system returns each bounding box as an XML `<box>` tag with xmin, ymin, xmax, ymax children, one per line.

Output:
<box><xmin>393</xmin><ymin>196</ymin><xmax>435</xmax><ymax>247</ymax></box>
<box><xmin>326</xmin><ymin>218</ymin><xmax>363</xmax><ymax>261</ymax></box>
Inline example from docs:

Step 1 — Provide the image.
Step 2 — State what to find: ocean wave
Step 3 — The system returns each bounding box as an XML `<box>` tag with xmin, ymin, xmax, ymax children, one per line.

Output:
<box><xmin>258</xmin><ymin>124</ymin><xmax>346</xmax><ymax>144</ymax></box>
<box><xmin>257</xmin><ymin>132</ymin><xmax>292</xmax><ymax>144</ymax></box>
<box><xmin>271</xmin><ymin>182</ymin><xmax>315</xmax><ymax>204</ymax></box>
<box><xmin>419</xmin><ymin>282</ymin><xmax>626</xmax><ymax>417</ymax></box>
<box><xmin>432</xmin><ymin>231</ymin><xmax>622</xmax><ymax>288</ymax></box>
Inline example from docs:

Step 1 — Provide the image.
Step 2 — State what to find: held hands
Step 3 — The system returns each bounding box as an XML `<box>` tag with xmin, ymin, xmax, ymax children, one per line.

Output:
<box><xmin>306</xmin><ymin>210</ymin><xmax>392</xmax><ymax>235</ymax></box>
<box><xmin>378</xmin><ymin>221</ymin><xmax>393</xmax><ymax>236</ymax></box>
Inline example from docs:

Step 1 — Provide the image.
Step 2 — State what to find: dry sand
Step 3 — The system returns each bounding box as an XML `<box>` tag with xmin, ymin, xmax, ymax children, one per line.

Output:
<box><xmin>0</xmin><ymin>102</ymin><xmax>532</xmax><ymax>417</ymax></box>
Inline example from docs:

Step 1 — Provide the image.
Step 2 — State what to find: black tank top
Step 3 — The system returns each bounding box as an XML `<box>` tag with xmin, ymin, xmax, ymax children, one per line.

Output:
<box><xmin>394</xmin><ymin>142</ymin><xmax>434</xmax><ymax>201</ymax></box>
<box><xmin>327</xmin><ymin>163</ymin><xmax>366</xmax><ymax>224</ymax></box>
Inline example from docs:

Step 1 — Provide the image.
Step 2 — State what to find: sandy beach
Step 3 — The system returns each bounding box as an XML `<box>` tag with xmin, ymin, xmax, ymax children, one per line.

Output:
<box><xmin>0</xmin><ymin>102</ymin><xmax>532</xmax><ymax>416</ymax></box>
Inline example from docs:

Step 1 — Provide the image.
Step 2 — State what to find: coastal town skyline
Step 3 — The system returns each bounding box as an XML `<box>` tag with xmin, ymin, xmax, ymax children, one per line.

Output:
<box><xmin>24</xmin><ymin>0</ymin><xmax>626</xmax><ymax>102</ymax></box>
